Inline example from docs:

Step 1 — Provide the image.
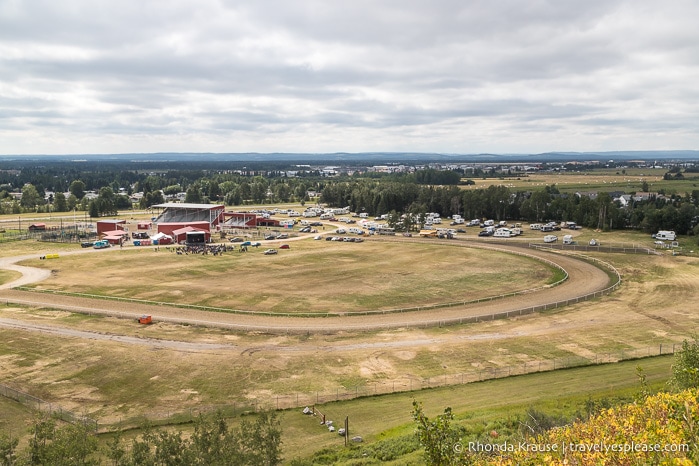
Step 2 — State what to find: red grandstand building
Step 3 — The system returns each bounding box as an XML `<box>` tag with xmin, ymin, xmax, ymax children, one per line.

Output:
<box><xmin>151</xmin><ymin>203</ymin><xmax>225</xmax><ymax>243</ymax></box>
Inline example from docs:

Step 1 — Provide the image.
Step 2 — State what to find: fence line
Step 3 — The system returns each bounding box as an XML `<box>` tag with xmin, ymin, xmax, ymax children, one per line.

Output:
<box><xmin>192</xmin><ymin>344</ymin><xmax>678</xmax><ymax>414</ymax></box>
<box><xmin>11</xmin><ymin>240</ymin><xmax>570</xmax><ymax>318</ymax></box>
<box><xmin>0</xmin><ymin>383</ymin><xmax>98</xmax><ymax>431</ymax></box>
<box><xmin>131</xmin><ymin>344</ymin><xmax>680</xmax><ymax>429</ymax></box>
<box><xmin>2</xmin><ymin>343</ymin><xmax>673</xmax><ymax>433</ymax></box>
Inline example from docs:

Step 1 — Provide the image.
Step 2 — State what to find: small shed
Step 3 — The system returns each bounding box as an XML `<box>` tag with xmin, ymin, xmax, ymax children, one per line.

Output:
<box><xmin>29</xmin><ymin>223</ymin><xmax>47</xmax><ymax>231</ymax></box>
<box><xmin>101</xmin><ymin>229</ymin><xmax>128</xmax><ymax>245</ymax></box>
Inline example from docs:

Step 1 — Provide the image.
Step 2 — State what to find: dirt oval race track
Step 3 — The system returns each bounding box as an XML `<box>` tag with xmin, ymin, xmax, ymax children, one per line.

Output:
<box><xmin>0</xmin><ymin>241</ymin><xmax>614</xmax><ymax>333</ymax></box>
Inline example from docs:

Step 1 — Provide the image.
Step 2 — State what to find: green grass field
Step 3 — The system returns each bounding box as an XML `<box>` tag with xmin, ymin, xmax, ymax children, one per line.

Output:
<box><xmin>279</xmin><ymin>354</ymin><xmax>673</xmax><ymax>463</ymax></box>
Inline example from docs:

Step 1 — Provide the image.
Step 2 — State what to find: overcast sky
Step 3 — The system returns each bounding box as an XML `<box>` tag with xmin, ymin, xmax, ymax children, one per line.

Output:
<box><xmin>1</xmin><ymin>0</ymin><xmax>698</xmax><ymax>155</ymax></box>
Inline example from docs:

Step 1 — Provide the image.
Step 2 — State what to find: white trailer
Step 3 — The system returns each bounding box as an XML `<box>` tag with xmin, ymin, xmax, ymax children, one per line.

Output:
<box><xmin>493</xmin><ymin>228</ymin><xmax>512</xmax><ymax>238</ymax></box>
<box><xmin>655</xmin><ymin>230</ymin><xmax>676</xmax><ymax>241</ymax></box>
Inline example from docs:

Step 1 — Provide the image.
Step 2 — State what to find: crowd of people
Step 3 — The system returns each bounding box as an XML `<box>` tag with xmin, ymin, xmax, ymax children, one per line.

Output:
<box><xmin>164</xmin><ymin>244</ymin><xmax>237</xmax><ymax>256</ymax></box>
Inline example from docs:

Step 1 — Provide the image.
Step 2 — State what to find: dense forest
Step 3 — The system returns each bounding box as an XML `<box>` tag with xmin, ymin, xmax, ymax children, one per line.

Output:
<box><xmin>1</xmin><ymin>161</ymin><xmax>698</xmax><ymax>237</ymax></box>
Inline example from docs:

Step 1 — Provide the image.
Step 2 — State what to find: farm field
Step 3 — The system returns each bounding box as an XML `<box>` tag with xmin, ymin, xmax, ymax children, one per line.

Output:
<box><xmin>464</xmin><ymin>167</ymin><xmax>699</xmax><ymax>195</ymax></box>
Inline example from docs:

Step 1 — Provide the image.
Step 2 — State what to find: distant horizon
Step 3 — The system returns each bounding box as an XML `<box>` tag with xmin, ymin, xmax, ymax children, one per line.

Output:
<box><xmin>1</xmin><ymin>150</ymin><xmax>698</xmax><ymax>164</ymax></box>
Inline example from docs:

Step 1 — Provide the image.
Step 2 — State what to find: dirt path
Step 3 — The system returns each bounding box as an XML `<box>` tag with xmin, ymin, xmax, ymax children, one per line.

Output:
<box><xmin>0</xmin><ymin>241</ymin><xmax>613</xmax><ymax>333</ymax></box>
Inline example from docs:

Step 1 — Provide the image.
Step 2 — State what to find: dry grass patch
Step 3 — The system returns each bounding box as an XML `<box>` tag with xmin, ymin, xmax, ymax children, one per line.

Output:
<box><xmin>21</xmin><ymin>241</ymin><xmax>552</xmax><ymax>313</ymax></box>
<box><xmin>0</xmin><ymin>269</ymin><xmax>22</xmax><ymax>285</ymax></box>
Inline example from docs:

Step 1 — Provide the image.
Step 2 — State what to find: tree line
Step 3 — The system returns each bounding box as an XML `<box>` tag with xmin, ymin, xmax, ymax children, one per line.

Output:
<box><xmin>0</xmin><ymin>411</ymin><xmax>282</xmax><ymax>466</ymax></box>
<box><xmin>320</xmin><ymin>179</ymin><xmax>699</xmax><ymax>236</ymax></box>
<box><xmin>3</xmin><ymin>163</ymin><xmax>699</xmax><ymax>237</ymax></box>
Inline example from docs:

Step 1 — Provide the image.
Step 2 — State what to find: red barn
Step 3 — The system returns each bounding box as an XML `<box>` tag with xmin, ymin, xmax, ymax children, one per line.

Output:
<box><xmin>96</xmin><ymin>219</ymin><xmax>126</xmax><ymax>236</ymax></box>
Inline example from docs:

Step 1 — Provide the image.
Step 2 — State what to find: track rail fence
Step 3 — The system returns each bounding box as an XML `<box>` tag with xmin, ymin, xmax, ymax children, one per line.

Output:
<box><xmin>9</xmin><ymin>238</ymin><xmax>622</xmax><ymax>332</ymax></box>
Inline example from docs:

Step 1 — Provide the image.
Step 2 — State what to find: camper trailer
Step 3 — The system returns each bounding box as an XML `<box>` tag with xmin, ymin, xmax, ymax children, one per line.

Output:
<box><xmin>493</xmin><ymin>228</ymin><xmax>512</xmax><ymax>238</ymax></box>
<box><xmin>654</xmin><ymin>230</ymin><xmax>676</xmax><ymax>241</ymax></box>
<box><xmin>562</xmin><ymin>234</ymin><xmax>575</xmax><ymax>245</ymax></box>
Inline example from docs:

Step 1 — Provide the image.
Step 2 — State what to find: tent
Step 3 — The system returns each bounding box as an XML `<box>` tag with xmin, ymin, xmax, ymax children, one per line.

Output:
<box><xmin>150</xmin><ymin>232</ymin><xmax>173</xmax><ymax>245</ymax></box>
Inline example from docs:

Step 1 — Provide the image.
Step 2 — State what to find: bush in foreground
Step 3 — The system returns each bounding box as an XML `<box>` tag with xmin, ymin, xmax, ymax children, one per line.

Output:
<box><xmin>492</xmin><ymin>388</ymin><xmax>698</xmax><ymax>465</ymax></box>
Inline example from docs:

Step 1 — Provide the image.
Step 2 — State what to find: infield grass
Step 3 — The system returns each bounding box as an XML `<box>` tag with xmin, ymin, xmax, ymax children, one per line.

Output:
<box><xmin>19</xmin><ymin>240</ymin><xmax>554</xmax><ymax>314</ymax></box>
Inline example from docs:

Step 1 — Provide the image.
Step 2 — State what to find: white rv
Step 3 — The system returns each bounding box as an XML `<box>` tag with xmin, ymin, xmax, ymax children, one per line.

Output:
<box><xmin>543</xmin><ymin>235</ymin><xmax>558</xmax><ymax>243</ymax></box>
<box><xmin>655</xmin><ymin>230</ymin><xmax>676</xmax><ymax>241</ymax></box>
<box><xmin>493</xmin><ymin>228</ymin><xmax>512</xmax><ymax>238</ymax></box>
<box><xmin>562</xmin><ymin>234</ymin><xmax>574</xmax><ymax>245</ymax></box>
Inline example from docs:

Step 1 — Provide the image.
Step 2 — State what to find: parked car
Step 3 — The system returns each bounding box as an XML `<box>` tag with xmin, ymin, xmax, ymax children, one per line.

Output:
<box><xmin>276</xmin><ymin>233</ymin><xmax>289</xmax><ymax>239</ymax></box>
<box><xmin>280</xmin><ymin>244</ymin><xmax>290</xmax><ymax>249</ymax></box>
<box><xmin>299</xmin><ymin>227</ymin><xmax>312</xmax><ymax>233</ymax></box>
<box><xmin>264</xmin><ymin>235</ymin><xmax>276</xmax><ymax>240</ymax></box>
<box><xmin>263</xmin><ymin>249</ymin><xmax>278</xmax><ymax>255</ymax></box>
<box><xmin>478</xmin><ymin>230</ymin><xmax>493</xmax><ymax>237</ymax></box>
<box><xmin>314</xmin><ymin>235</ymin><xmax>322</xmax><ymax>240</ymax></box>
<box><xmin>589</xmin><ymin>239</ymin><xmax>600</xmax><ymax>246</ymax></box>
<box><xmin>81</xmin><ymin>241</ymin><xmax>94</xmax><ymax>248</ymax></box>
<box><xmin>229</xmin><ymin>237</ymin><xmax>243</xmax><ymax>242</ymax></box>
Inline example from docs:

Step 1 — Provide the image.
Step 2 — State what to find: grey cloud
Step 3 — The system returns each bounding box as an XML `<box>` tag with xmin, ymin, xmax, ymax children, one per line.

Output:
<box><xmin>1</xmin><ymin>0</ymin><xmax>698</xmax><ymax>153</ymax></box>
